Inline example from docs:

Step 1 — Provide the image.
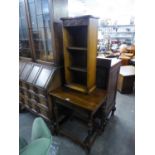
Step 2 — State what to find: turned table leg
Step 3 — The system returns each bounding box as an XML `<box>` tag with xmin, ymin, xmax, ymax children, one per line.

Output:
<box><xmin>88</xmin><ymin>114</ymin><xmax>93</xmax><ymax>137</ymax></box>
<box><xmin>111</xmin><ymin>106</ymin><xmax>116</xmax><ymax>116</ymax></box>
<box><xmin>84</xmin><ymin>114</ymin><xmax>94</xmax><ymax>153</ymax></box>
<box><xmin>101</xmin><ymin>105</ymin><xmax>107</xmax><ymax>132</ymax></box>
<box><xmin>53</xmin><ymin>103</ymin><xmax>59</xmax><ymax>135</ymax></box>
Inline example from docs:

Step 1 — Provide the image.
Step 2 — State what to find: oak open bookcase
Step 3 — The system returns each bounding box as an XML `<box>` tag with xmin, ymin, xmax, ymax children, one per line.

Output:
<box><xmin>61</xmin><ymin>15</ymin><xmax>98</xmax><ymax>93</ymax></box>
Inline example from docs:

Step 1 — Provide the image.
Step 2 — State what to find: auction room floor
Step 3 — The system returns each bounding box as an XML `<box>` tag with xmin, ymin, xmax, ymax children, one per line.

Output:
<box><xmin>19</xmin><ymin>91</ymin><xmax>135</xmax><ymax>155</ymax></box>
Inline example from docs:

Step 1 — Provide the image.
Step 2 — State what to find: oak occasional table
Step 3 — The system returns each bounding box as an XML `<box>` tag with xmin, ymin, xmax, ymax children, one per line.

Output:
<box><xmin>50</xmin><ymin>87</ymin><xmax>107</xmax><ymax>154</ymax></box>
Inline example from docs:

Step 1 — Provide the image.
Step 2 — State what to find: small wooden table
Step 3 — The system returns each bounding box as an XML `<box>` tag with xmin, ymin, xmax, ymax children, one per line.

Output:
<box><xmin>117</xmin><ymin>65</ymin><xmax>135</xmax><ymax>93</ymax></box>
<box><xmin>50</xmin><ymin>87</ymin><xmax>107</xmax><ymax>153</ymax></box>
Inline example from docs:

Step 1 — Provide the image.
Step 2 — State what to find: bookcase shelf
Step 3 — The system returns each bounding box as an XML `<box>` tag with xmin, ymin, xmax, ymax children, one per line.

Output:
<box><xmin>68</xmin><ymin>67</ymin><xmax>87</xmax><ymax>73</ymax></box>
<box><xmin>67</xmin><ymin>47</ymin><xmax>87</xmax><ymax>52</ymax></box>
<box><xmin>61</xmin><ymin>16</ymin><xmax>98</xmax><ymax>93</ymax></box>
<box><xmin>65</xmin><ymin>83</ymin><xmax>87</xmax><ymax>93</ymax></box>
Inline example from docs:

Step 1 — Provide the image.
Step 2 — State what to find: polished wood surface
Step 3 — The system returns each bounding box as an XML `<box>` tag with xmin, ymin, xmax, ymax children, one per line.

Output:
<box><xmin>49</xmin><ymin>56</ymin><xmax>121</xmax><ymax>152</ymax></box>
<box><xmin>106</xmin><ymin>61</ymin><xmax>121</xmax><ymax>114</ymax></box>
<box><xmin>96</xmin><ymin>57</ymin><xmax>121</xmax><ymax>116</ymax></box>
<box><xmin>19</xmin><ymin>60</ymin><xmax>61</xmax><ymax>121</ymax></box>
<box><xmin>62</xmin><ymin>25</ymin><xmax>73</xmax><ymax>84</ymax></box>
<box><xmin>61</xmin><ymin>16</ymin><xmax>98</xmax><ymax>93</ymax></box>
<box><xmin>117</xmin><ymin>65</ymin><xmax>135</xmax><ymax>93</ymax></box>
<box><xmin>50</xmin><ymin>87</ymin><xmax>107</xmax><ymax>111</ymax></box>
<box><xmin>87</xmin><ymin>18</ymin><xmax>98</xmax><ymax>90</ymax></box>
<box><xmin>97</xmin><ymin>56</ymin><xmax>121</xmax><ymax>67</ymax></box>
<box><xmin>50</xmin><ymin>86</ymin><xmax>107</xmax><ymax>152</ymax></box>
<box><xmin>65</xmin><ymin>83</ymin><xmax>87</xmax><ymax>93</ymax></box>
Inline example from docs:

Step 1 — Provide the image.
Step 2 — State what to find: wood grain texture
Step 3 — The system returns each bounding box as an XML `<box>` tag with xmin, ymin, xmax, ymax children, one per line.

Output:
<box><xmin>117</xmin><ymin>66</ymin><xmax>135</xmax><ymax>93</ymax></box>
<box><xmin>61</xmin><ymin>16</ymin><xmax>98</xmax><ymax>93</ymax></box>
<box><xmin>65</xmin><ymin>83</ymin><xmax>87</xmax><ymax>93</ymax></box>
<box><xmin>62</xmin><ymin>27</ymin><xmax>73</xmax><ymax>84</ymax></box>
<box><xmin>87</xmin><ymin>18</ymin><xmax>98</xmax><ymax>90</ymax></box>
<box><xmin>96</xmin><ymin>58</ymin><xmax>121</xmax><ymax>116</ymax></box>
<box><xmin>50</xmin><ymin>87</ymin><xmax>107</xmax><ymax>111</ymax></box>
<box><xmin>106</xmin><ymin>63</ymin><xmax>120</xmax><ymax>114</ymax></box>
<box><xmin>19</xmin><ymin>60</ymin><xmax>61</xmax><ymax>121</ymax></box>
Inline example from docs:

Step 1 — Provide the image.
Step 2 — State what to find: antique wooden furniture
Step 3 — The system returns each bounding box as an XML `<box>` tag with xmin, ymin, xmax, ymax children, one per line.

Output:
<box><xmin>117</xmin><ymin>65</ymin><xmax>135</xmax><ymax>93</ymax></box>
<box><xmin>19</xmin><ymin>0</ymin><xmax>68</xmax><ymax>65</ymax></box>
<box><xmin>118</xmin><ymin>44</ymin><xmax>135</xmax><ymax>66</ymax></box>
<box><xmin>49</xmin><ymin>56</ymin><xmax>121</xmax><ymax>152</ymax></box>
<box><xmin>19</xmin><ymin>60</ymin><xmax>61</xmax><ymax>122</ymax></box>
<box><xmin>61</xmin><ymin>15</ymin><xmax>98</xmax><ymax>93</ymax></box>
<box><xmin>50</xmin><ymin>87</ymin><xmax>107</xmax><ymax>153</ymax></box>
<box><xmin>48</xmin><ymin>17</ymin><xmax>121</xmax><ymax>152</ymax></box>
<box><xmin>19</xmin><ymin>0</ymin><xmax>68</xmax><ymax>121</ymax></box>
<box><xmin>96</xmin><ymin>56</ymin><xmax>121</xmax><ymax>118</ymax></box>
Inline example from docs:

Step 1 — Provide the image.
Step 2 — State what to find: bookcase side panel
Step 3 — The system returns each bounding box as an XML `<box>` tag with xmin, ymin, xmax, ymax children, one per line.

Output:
<box><xmin>87</xmin><ymin>18</ymin><xmax>98</xmax><ymax>90</ymax></box>
<box><xmin>62</xmin><ymin>28</ymin><xmax>73</xmax><ymax>84</ymax></box>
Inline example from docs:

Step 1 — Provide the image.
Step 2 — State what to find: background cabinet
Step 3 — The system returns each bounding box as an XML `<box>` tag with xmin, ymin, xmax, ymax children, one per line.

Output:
<box><xmin>19</xmin><ymin>0</ymin><xmax>68</xmax><ymax>121</ymax></box>
<box><xmin>19</xmin><ymin>0</ymin><xmax>68</xmax><ymax>65</ymax></box>
<box><xmin>27</xmin><ymin>0</ymin><xmax>53</xmax><ymax>61</ymax></box>
<box><xmin>19</xmin><ymin>0</ymin><xmax>32</xmax><ymax>58</ymax></box>
<box><xmin>19</xmin><ymin>60</ymin><xmax>61</xmax><ymax>121</ymax></box>
<box><xmin>96</xmin><ymin>57</ymin><xmax>121</xmax><ymax>117</ymax></box>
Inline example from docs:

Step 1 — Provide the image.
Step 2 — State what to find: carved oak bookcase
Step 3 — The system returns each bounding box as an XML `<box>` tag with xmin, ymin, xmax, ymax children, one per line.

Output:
<box><xmin>61</xmin><ymin>16</ymin><xmax>98</xmax><ymax>93</ymax></box>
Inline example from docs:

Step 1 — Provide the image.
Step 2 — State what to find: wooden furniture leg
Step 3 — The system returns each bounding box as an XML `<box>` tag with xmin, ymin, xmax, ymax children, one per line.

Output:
<box><xmin>88</xmin><ymin>116</ymin><xmax>93</xmax><ymax>136</ymax></box>
<box><xmin>85</xmin><ymin>114</ymin><xmax>94</xmax><ymax>154</ymax></box>
<box><xmin>101</xmin><ymin>105</ymin><xmax>107</xmax><ymax>132</ymax></box>
<box><xmin>111</xmin><ymin>105</ymin><xmax>116</xmax><ymax>116</ymax></box>
<box><xmin>53</xmin><ymin>103</ymin><xmax>59</xmax><ymax>135</ymax></box>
